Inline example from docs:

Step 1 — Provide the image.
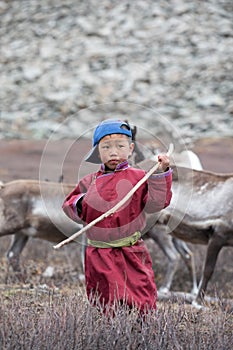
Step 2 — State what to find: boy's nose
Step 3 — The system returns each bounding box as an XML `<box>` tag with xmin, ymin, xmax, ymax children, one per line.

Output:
<box><xmin>109</xmin><ymin>146</ymin><xmax>118</xmax><ymax>155</ymax></box>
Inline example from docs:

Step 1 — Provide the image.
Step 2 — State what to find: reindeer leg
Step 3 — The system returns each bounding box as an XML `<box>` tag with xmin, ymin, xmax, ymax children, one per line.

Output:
<box><xmin>196</xmin><ymin>235</ymin><xmax>224</xmax><ymax>303</ymax></box>
<box><xmin>172</xmin><ymin>238</ymin><xmax>198</xmax><ymax>295</ymax></box>
<box><xmin>6</xmin><ymin>233</ymin><xmax>29</xmax><ymax>273</ymax></box>
<box><xmin>147</xmin><ymin>226</ymin><xmax>181</xmax><ymax>293</ymax></box>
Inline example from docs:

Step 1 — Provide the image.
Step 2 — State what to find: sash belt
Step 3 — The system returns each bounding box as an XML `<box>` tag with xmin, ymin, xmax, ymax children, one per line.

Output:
<box><xmin>87</xmin><ymin>231</ymin><xmax>141</xmax><ymax>248</ymax></box>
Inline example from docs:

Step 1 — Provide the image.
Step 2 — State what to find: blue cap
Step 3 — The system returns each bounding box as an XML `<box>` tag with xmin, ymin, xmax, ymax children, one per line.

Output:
<box><xmin>85</xmin><ymin>119</ymin><xmax>132</xmax><ymax>163</ymax></box>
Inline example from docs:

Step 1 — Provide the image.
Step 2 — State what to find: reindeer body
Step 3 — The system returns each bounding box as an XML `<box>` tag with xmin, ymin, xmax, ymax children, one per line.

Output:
<box><xmin>152</xmin><ymin>166</ymin><xmax>233</xmax><ymax>300</ymax></box>
<box><xmin>0</xmin><ymin>180</ymin><xmax>82</xmax><ymax>270</ymax></box>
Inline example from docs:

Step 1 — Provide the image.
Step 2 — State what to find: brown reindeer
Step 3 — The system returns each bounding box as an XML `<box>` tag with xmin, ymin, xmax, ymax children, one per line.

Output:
<box><xmin>147</xmin><ymin>164</ymin><xmax>233</xmax><ymax>302</ymax></box>
<box><xmin>0</xmin><ymin>179</ymin><xmax>83</xmax><ymax>272</ymax></box>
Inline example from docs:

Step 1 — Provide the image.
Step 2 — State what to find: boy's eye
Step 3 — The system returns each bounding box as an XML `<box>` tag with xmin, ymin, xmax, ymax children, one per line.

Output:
<box><xmin>117</xmin><ymin>142</ymin><xmax>126</xmax><ymax>147</ymax></box>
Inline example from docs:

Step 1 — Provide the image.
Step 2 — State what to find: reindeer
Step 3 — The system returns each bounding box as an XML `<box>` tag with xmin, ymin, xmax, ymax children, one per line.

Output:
<box><xmin>145</xmin><ymin>164</ymin><xmax>233</xmax><ymax>302</ymax></box>
<box><xmin>0</xmin><ymin>179</ymin><xmax>83</xmax><ymax>272</ymax></box>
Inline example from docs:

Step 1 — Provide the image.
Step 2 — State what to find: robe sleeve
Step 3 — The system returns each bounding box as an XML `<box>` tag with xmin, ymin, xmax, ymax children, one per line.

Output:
<box><xmin>62</xmin><ymin>173</ymin><xmax>93</xmax><ymax>222</ymax></box>
<box><xmin>144</xmin><ymin>168</ymin><xmax>172</xmax><ymax>213</ymax></box>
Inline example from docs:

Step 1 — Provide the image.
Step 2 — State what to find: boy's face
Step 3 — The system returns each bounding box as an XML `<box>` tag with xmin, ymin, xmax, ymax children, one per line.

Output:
<box><xmin>98</xmin><ymin>134</ymin><xmax>134</xmax><ymax>170</ymax></box>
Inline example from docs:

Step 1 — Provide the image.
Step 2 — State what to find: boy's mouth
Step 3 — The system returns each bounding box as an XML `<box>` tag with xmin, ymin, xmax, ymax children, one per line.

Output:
<box><xmin>109</xmin><ymin>159</ymin><xmax>119</xmax><ymax>164</ymax></box>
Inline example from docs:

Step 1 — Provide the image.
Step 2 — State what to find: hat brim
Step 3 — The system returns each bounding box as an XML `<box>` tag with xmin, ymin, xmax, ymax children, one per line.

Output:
<box><xmin>85</xmin><ymin>145</ymin><xmax>101</xmax><ymax>164</ymax></box>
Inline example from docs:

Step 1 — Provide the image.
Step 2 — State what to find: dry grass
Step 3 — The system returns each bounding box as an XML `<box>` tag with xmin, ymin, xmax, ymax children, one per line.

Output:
<box><xmin>0</xmin><ymin>287</ymin><xmax>232</xmax><ymax>350</ymax></box>
<box><xmin>0</xmin><ymin>236</ymin><xmax>232</xmax><ymax>349</ymax></box>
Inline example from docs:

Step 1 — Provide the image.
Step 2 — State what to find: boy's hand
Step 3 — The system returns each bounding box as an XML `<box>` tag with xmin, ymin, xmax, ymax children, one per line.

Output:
<box><xmin>157</xmin><ymin>154</ymin><xmax>170</xmax><ymax>172</ymax></box>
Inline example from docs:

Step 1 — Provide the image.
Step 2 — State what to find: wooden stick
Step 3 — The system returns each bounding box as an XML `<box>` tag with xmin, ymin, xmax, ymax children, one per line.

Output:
<box><xmin>53</xmin><ymin>143</ymin><xmax>174</xmax><ymax>250</ymax></box>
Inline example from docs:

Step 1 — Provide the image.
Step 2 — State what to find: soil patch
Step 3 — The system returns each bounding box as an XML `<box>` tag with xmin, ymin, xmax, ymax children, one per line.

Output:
<box><xmin>0</xmin><ymin>137</ymin><xmax>233</xmax><ymax>183</ymax></box>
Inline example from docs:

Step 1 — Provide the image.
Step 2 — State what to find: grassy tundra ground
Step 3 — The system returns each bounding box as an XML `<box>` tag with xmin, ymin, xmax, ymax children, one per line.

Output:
<box><xmin>0</xmin><ymin>236</ymin><xmax>232</xmax><ymax>350</ymax></box>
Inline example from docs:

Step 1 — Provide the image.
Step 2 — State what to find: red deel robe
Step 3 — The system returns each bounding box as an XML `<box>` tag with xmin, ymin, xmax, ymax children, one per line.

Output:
<box><xmin>63</xmin><ymin>161</ymin><xmax>172</xmax><ymax>313</ymax></box>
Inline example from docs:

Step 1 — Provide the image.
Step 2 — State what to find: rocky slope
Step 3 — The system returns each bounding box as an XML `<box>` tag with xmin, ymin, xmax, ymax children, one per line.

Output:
<box><xmin>0</xmin><ymin>0</ymin><xmax>232</xmax><ymax>146</ymax></box>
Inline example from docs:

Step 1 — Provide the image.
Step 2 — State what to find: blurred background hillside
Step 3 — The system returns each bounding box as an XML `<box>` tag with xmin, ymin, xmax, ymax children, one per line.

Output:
<box><xmin>0</xmin><ymin>0</ymin><xmax>232</xmax><ymax>144</ymax></box>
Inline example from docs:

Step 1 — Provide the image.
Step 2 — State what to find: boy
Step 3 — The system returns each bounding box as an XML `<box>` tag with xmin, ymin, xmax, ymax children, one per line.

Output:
<box><xmin>63</xmin><ymin>119</ymin><xmax>172</xmax><ymax>314</ymax></box>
